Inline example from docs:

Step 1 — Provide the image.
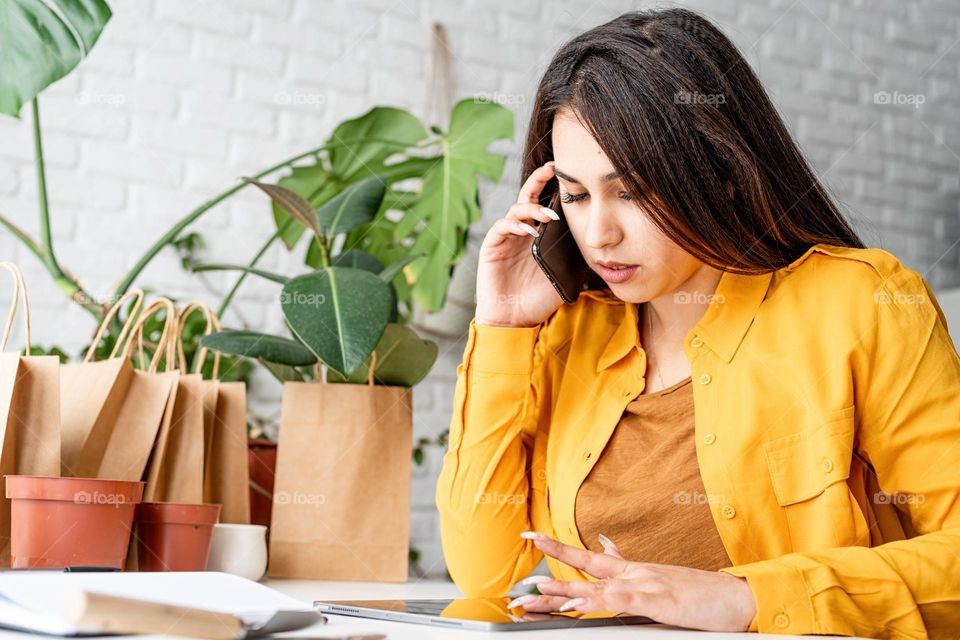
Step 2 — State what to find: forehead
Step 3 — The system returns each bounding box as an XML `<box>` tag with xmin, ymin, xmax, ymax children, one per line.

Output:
<box><xmin>551</xmin><ymin>109</ymin><xmax>617</xmax><ymax>178</ymax></box>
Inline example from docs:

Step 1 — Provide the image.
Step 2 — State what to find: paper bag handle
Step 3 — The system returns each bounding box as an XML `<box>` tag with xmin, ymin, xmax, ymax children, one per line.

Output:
<box><xmin>176</xmin><ymin>302</ymin><xmax>222</xmax><ymax>379</ymax></box>
<box><xmin>83</xmin><ymin>290</ymin><xmax>146</xmax><ymax>362</ymax></box>
<box><xmin>0</xmin><ymin>262</ymin><xmax>29</xmax><ymax>352</ymax></box>
<box><xmin>124</xmin><ymin>298</ymin><xmax>179</xmax><ymax>373</ymax></box>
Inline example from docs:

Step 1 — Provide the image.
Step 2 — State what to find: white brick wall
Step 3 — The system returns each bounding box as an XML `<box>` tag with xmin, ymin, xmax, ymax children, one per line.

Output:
<box><xmin>0</xmin><ymin>0</ymin><xmax>958</xmax><ymax>578</ymax></box>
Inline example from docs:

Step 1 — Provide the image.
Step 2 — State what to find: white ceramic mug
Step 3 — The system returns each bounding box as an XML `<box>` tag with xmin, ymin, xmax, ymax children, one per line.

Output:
<box><xmin>205</xmin><ymin>523</ymin><xmax>268</xmax><ymax>581</ymax></box>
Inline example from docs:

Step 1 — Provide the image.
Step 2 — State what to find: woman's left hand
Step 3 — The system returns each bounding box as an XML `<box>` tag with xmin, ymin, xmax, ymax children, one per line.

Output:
<box><xmin>509</xmin><ymin>532</ymin><xmax>757</xmax><ymax>633</ymax></box>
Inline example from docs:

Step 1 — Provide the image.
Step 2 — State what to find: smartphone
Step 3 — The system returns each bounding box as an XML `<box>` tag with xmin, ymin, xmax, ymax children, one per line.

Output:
<box><xmin>531</xmin><ymin>178</ymin><xmax>592</xmax><ymax>304</ymax></box>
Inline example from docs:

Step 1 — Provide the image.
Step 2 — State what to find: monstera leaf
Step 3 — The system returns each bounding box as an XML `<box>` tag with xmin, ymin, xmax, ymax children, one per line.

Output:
<box><xmin>280</xmin><ymin>267</ymin><xmax>393</xmax><ymax>375</ymax></box>
<box><xmin>273</xmin><ymin>107</ymin><xmax>429</xmax><ymax>248</ymax></box>
<box><xmin>405</xmin><ymin>98</ymin><xmax>513</xmax><ymax>310</ymax></box>
<box><xmin>327</xmin><ymin>323</ymin><xmax>438</xmax><ymax>387</ymax></box>
<box><xmin>0</xmin><ymin>0</ymin><xmax>112</xmax><ymax>117</ymax></box>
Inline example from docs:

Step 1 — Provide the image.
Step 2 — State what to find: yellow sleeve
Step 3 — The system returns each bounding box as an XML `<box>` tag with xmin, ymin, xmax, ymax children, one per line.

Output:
<box><xmin>435</xmin><ymin>318</ymin><xmax>550</xmax><ymax>596</ymax></box>
<box><xmin>720</xmin><ymin>268</ymin><xmax>960</xmax><ymax>637</ymax></box>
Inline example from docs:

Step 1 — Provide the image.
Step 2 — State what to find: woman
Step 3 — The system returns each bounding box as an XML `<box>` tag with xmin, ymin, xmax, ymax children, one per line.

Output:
<box><xmin>435</xmin><ymin>8</ymin><xmax>960</xmax><ymax>637</ymax></box>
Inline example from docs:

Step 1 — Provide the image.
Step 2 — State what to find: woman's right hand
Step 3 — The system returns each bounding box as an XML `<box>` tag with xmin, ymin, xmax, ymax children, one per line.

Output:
<box><xmin>475</xmin><ymin>162</ymin><xmax>566</xmax><ymax>328</ymax></box>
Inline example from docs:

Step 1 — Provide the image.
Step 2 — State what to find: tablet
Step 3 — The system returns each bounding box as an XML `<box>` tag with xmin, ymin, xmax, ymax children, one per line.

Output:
<box><xmin>313</xmin><ymin>597</ymin><xmax>655</xmax><ymax>631</ymax></box>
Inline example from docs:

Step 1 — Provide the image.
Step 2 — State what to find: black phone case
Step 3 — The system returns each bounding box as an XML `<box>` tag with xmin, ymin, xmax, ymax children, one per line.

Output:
<box><xmin>531</xmin><ymin>182</ymin><xmax>592</xmax><ymax>304</ymax></box>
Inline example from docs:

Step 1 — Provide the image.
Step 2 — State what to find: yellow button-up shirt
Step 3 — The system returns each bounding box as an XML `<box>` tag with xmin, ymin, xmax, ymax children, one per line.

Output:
<box><xmin>436</xmin><ymin>243</ymin><xmax>960</xmax><ymax>637</ymax></box>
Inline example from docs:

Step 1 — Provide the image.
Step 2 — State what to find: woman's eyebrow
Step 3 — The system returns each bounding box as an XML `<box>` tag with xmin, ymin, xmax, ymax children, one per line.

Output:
<box><xmin>554</xmin><ymin>167</ymin><xmax>621</xmax><ymax>184</ymax></box>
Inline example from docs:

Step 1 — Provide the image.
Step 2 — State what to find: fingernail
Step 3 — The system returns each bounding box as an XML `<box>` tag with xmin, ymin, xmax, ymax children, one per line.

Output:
<box><xmin>598</xmin><ymin>533</ymin><xmax>618</xmax><ymax>552</ymax></box>
<box><xmin>559</xmin><ymin>598</ymin><xmax>586</xmax><ymax>612</ymax></box>
<box><xmin>519</xmin><ymin>574</ymin><xmax>552</xmax><ymax>586</ymax></box>
<box><xmin>507</xmin><ymin>594</ymin><xmax>537</xmax><ymax>608</ymax></box>
<box><xmin>519</xmin><ymin>223</ymin><xmax>539</xmax><ymax>238</ymax></box>
<box><xmin>544</xmin><ymin>160</ymin><xmax>555</xmax><ymax>167</ymax></box>
<box><xmin>539</xmin><ymin>206</ymin><xmax>560</xmax><ymax>221</ymax></box>
<box><xmin>520</xmin><ymin>531</ymin><xmax>548</xmax><ymax>539</ymax></box>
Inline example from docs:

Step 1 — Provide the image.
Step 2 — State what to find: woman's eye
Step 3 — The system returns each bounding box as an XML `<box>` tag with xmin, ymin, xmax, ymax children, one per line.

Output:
<box><xmin>560</xmin><ymin>191</ymin><xmax>588</xmax><ymax>204</ymax></box>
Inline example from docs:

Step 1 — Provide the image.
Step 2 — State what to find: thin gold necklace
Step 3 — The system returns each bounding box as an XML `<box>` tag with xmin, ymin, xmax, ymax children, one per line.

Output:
<box><xmin>645</xmin><ymin>303</ymin><xmax>666</xmax><ymax>391</ymax></box>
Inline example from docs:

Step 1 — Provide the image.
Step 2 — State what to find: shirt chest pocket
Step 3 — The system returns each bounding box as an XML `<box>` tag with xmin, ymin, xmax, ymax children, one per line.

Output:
<box><xmin>763</xmin><ymin>406</ymin><xmax>856</xmax><ymax>505</ymax></box>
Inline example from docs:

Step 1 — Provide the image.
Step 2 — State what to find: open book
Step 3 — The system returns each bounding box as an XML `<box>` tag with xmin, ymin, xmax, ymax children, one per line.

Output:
<box><xmin>0</xmin><ymin>571</ymin><xmax>322</xmax><ymax>637</ymax></box>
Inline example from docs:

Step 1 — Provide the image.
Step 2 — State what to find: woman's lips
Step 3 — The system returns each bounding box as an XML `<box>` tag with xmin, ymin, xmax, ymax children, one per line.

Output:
<box><xmin>596</xmin><ymin>263</ymin><xmax>638</xmax><ymax>283</ymax></box>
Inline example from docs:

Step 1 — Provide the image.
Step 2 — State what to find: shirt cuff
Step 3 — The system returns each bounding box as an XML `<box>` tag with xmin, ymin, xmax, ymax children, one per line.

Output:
<box><xmin>719</xmin><ymin>560</ymin><xmax>815</xmax><ymax>634</ymax></box>
<box><xmin>465</xmin><ymin>318</ymin><xmax>542</xmax><ymax>375</ymax></box>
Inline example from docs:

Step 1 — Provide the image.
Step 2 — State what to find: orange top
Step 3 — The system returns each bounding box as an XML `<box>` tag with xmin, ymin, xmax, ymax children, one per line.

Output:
<box><xmin>574</xmin><ymin>375</ymin><xmax>733</xmax><ymax>571</ymax></box>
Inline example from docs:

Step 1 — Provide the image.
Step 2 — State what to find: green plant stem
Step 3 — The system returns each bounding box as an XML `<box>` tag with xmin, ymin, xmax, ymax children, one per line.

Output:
<box><xmin>216</xmin><ymin>220</ymin><xmax>291</xmax><ymax>319</ymax></box>
<box><xmin>113</xmin><ymin>136</ymin><xmax>424</xmax><ymax>300</ymax></box>
<box><xmin>19</xmin><ymin>100</ymin><xmax>101</xmax><ymax>318</ymax></box>
<box><xmin>113</xmin><ymin>147</ymin><xmax>327</xmax><ymax>298</ymax></box>
<box><xmin>32</xmin><ymin>101</ymin><xmax>55</xmax><ymax>269</ymax></box>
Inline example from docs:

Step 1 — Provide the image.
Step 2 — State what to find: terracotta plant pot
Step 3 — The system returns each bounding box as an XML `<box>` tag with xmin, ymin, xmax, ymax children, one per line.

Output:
<box><xmin>247</xmin><ymin>439</ymin><xmax>277</xmax><ymax>528</ymax></box>
<box><xmin>5</xmin><ymin>475</ymin><xmax>143</xmax><ymax>569</ymax></box>
<box><xmin>135</xmin><ymin>502</ymin><xmax>221</xmax><ymax>571</ymax></box>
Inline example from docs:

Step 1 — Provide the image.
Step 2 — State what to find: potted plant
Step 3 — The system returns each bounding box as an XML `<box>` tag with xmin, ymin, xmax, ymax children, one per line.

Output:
<box><xmin>198</xmin><ymin>177</ymin><xmax>438</xmax><ymax>580</ymax></box>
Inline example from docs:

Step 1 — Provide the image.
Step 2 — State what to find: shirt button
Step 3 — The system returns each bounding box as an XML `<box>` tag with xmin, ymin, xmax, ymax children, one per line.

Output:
<box><xmin>698</xmin><ymin>373</ymin><xmax>712</xmax><ymax>385</ymax></box>
<box><xmin>703</xmin><ymin>433</ymin><xmax>716</xmax><ymax>445</ymax></box>
<box><xmin>821</xmin><ymin>457</ymin><xmax>834</xmax><ymax>473</ymax></box>
<box><xmin>691</xmin><ymin>336</ymin><xmax>704</xmax><ymax>348</ymax></box>
<box><xmin>721</xmin><ymin>504</ymin><xmax>737</xmax><ymax>519</ymax></box>
<box><xmin>774</xmin><ymin>613</ymin><xmax>790</xmax><ymax>628</ymax></box>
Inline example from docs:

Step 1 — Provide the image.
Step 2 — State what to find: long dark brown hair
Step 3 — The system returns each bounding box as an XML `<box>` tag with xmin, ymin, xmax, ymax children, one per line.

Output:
<box><xmin>522</xmin><ymin>8</ymin><xmax>864</xmax><ymax>276</ymax></box>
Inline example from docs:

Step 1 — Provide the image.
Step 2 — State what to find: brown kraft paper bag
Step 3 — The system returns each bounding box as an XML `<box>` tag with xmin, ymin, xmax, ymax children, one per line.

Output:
<box><xmin>59</xmin><ymin>291</ymin><xmax>175</xmax><ymax>481</ymax></box>
<box><xmin>141</xmin><ymin>299</ymin><xmax>205</xmax><ymax>504</ymax></box>
<box><xmin>0</xmin><ymin>263</ymin><xmax>61</xmax><ymax>565</ymax></box>
<box><xmin>186</xmin><ymin>306</ymin><xmax>250</xmax><ymax>524</ymax></box>
<box><xmin>269</xmin><ymin>358</ymin><xmax>413</xmax><ymax>581</ymax></box>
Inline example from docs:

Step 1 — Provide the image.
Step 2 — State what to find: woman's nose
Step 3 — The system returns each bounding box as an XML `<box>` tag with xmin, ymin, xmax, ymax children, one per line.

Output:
<box><xmin>583</xmin><ymin>206</ymin><xmax>623</xmax><ymax>249</ymax></box>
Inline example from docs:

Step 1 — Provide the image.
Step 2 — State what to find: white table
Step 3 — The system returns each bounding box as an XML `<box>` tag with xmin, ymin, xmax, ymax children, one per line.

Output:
<box><xmin>267</xmin><ymin>579</ymin><xmax>856</xmax><ymax>639</ymax></box>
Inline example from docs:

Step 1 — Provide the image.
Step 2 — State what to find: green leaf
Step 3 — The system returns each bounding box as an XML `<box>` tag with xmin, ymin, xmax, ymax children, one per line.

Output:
<box><xmin>272</xmin><ymin>163</ymin><xmax>340</xmax><ymax>249</ymax></box>
<box><xmin>379</xmin><ymin>254</ymin><xmax>424</xmax><ymax>285</ymax></box>
<box><xmin>327</xmin><ymin>106</ymin><xmax>429</xmax><ymax>182</ymax></box>
<box><xmin>192</xmin><ymin>263</ymin><xmax>288</xmax><ymax>284</ymax></box>
<box><xmin>406</xmin><ymin>99</ymin><xmax>513</xmax><ymax>311</ymax></box>
<box><xmin>326</xmin><ymin>323</ymin><xmax>438</xmax><ymax>387</ymax></box>
<box><xmin>280</xmin><ymin>267</ymin><xmax>393</xmax><ymax>376</ymax></box>
<box><xmin>333</xmin><ymin>249</ymin><xmax>384</xmax><ymax>273</ymax></box>
<box><xmin>317</xmin><ymin>175</ymin><xmax>386</xmax><ymax>237</ymax></box>
<box><xmin>258</xmin><ymin>358</ymin><xmax>305</xmax><ymax>383</ymax></box>
<box><xmin>0</xmin><ymin>0</ymin><xmax>112</xmax><ymax>118</ymax></box>
<box><xmin>200</xmin><ymin>330</ymin><xmax>317</xmax><ymax>367</ymax></box>
<box><xmin>243</xmin><ymin>177</ymin><xmax>322</xmax><ymax>239</ymax></box>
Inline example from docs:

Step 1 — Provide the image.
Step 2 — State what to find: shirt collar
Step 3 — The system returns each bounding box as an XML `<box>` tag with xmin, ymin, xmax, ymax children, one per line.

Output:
<box><xmin>594</xmin><ymin>268</ymin><xmax>774</xmax><ymax>372</ymax></box>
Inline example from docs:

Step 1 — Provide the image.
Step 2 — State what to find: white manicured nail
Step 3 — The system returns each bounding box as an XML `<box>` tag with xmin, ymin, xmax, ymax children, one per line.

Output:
<box><xmin>507</xmin><ymin>594</ymin><xmax>537</xmax><ymax>608</ymax></box>
<box><xmin>519</xmin><ymin>574</ymin><xmax>552</xmax><ymax>586</ymax></box>
<box><xmin>598</xmin><ymin>533</ymin><xmax>619</xmax><ymax>553</ymax></box>
<box><xmin>539</xmin><ymin>206</ymin><xmax>560</xmax><ymax>221</ymax></box>
<box><xmin>519</xmin><ymin>223</ymin><xmax>538</xmax><ymax>237</ymax></box>
<box><xmin>559</xmin><ymin>598</ymin><xmax>586</xmax><ymax>612</ymax></box>
<box><xmin>520</xmin><ymin>531</ymin><xmax>548</xmax><ymax>539</ymax></box>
